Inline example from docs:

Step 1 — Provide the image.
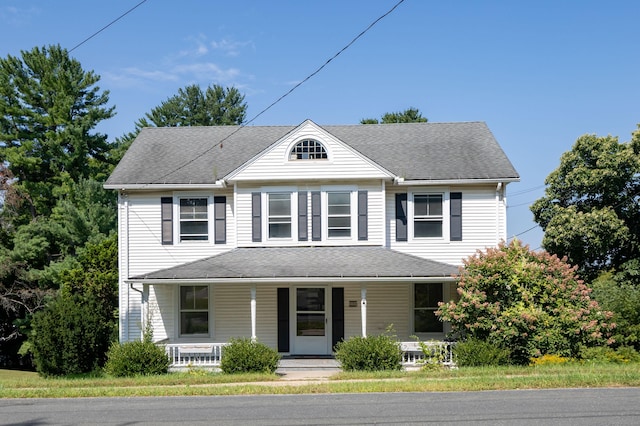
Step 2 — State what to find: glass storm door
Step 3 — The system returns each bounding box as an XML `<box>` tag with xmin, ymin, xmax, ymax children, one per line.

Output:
<box><xmin>293</xmin><ymin>288</ymin><xmax>329</xmax><ymax>355</ymax></box>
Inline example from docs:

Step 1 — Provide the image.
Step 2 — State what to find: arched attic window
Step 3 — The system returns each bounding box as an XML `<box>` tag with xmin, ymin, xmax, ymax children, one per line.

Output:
<box><xmin>289</xmin><ymin>139</ymin><xmax>328</xmax><ymax>160</ymax></box>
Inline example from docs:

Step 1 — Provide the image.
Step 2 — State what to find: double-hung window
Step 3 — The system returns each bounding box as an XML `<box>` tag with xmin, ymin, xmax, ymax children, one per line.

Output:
<box><xmin>327</xmin><ymin>192</ymin><xmax>351</xmax><ymax>238</ymax></box>
<box><xmin>179</xmin><ymin>198</ymin><xmax>208</xmax><ymax>241</ymax></box>
<box><xmin>268</xmin><ymin>193</ymin><xmax>292</xmax><ymax>238</ymax></box>
<box><xmin>414</xmin><ymin>283</ymin><xmax>443</xmax><ymax>333</ymax></box>
<box><xmin>414</xmin><ymin>194</ymin><xmax>443</xmax><ymax>238</ymax></box>
<box><xmin>180</xmin><ymin>285</ymin><xmax>209</xmax><ymax>336</ymax></box>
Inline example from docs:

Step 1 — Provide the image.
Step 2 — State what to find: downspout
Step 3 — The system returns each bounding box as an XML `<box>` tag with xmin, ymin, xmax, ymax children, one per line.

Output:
<box><xmin>496</xmin><ymin>182</ymin><xmax>503</xmax><ymax>244</ymax></box>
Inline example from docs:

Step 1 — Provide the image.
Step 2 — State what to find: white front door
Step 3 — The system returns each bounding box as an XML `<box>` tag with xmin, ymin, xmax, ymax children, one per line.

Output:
<box><xmin>292</xmin><ymin>287</ymin><xmax>330</xmax><ymax>355</ymax></box>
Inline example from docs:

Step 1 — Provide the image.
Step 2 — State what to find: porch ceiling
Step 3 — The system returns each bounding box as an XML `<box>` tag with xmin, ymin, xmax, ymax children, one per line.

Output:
<box><xmin>130</xmin><ymin>246</ymin><xmax>459</xmax><ymax>282</ymax></box>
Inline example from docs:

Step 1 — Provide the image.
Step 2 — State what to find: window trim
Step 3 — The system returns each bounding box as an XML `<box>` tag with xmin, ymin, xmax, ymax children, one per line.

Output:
<box><xmin>288</xmin><ymin>138</ymin><xmax>329</xmax><ymax>161</ymax></box>
<box><xmin>173</xmin><ymin>193</ymin><xmax>213</xmax><ymax>244</ymax></box>
<box><xmin>177</xmin><ymin>284</ymin><xmax>212</xmax><ymax>338</ymax></box>
<box><xmin>412</xmin><ymin>282</ymin><xmax>444</xmax><ymax>335</ymax></box>
<box><xmin>267</xmin><ymin>192</ymin><xmax>293</xmax><ymax>240</ymax></box>
<box><xmin>322</xmin><ymin>186</ymin><xmax>357</xmax><ymax>241</ymax></box>
<box><xmin>261</xmin><ymin>187</ymin><xmax>298</xmax><ymax>242</ymax></box>
<box><xmin>408</xmin><ymin>190</ymin><xmax>450</xmax><ymax>241</ymax></box>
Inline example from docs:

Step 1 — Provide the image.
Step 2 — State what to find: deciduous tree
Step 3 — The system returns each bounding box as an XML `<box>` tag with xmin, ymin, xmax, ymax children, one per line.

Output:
<box><xmin>531</xmin><ymin>128</ymin><xmax>640</xmax><ymax>279</ymax></box>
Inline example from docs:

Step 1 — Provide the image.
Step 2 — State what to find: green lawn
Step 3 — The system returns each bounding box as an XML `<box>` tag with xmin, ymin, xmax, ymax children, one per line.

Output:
<box><xmin>1</xmin><ymin>363</ymin><xmax>639</xmax><ymax>398</ymax></box>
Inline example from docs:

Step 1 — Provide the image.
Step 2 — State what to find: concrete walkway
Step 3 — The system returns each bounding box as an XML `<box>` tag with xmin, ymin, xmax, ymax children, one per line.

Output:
<box><xmin>276</xmin><ymin>358</ymin><xmax>341</xmax><ymax>380</ymax></box>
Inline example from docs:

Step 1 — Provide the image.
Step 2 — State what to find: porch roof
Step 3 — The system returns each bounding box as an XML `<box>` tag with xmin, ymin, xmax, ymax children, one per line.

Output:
<box><xmin>130</xmin><ymin>246</ymin><xmax>459</xmax><ymax>282</ymax></box>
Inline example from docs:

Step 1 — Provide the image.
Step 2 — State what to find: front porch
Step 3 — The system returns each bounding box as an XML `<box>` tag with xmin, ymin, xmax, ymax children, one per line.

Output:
<box><xmin>164</xmin><ymin>340</ymin><xmax>456</xmax><ymax>371</ymax></box>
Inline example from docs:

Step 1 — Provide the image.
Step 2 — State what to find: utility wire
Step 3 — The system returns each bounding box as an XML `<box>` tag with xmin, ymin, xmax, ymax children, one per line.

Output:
<box><xmin>149</xmin><ymin>0</ymin><xmax>406</xmax><ymax>184</ymax></box>
<box><xmin>69</xmin><ymin>0</ymin><xmax>149</xmax><ymax>53</ymax></box>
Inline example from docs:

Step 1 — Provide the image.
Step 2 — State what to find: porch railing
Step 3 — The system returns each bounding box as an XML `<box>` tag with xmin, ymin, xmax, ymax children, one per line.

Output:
<box><xmin>164</xmin><ymin>341</ymin><xmax>455</xmax><ymax>370</ymax></box>
<box><xmin>400</xmin><ymin>341</ymin><xmax>456</xmax><ymax>368</ymax></box>
<box><xmin>165</xmin><ymin>343</ymin><xmax>226</xmax><ymax>369</ymax></box>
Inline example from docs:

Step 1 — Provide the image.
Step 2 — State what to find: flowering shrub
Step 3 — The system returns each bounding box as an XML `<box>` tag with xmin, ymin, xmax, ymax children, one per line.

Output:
<box><xmin>530</xmin><ymin>354</ymin><xmax>573</xmax><ymax>366</ymax></box>
<box><xmin>436</xmin><ymin>240</ymin><xmax>615</xmax><ymax>365</ymax></box>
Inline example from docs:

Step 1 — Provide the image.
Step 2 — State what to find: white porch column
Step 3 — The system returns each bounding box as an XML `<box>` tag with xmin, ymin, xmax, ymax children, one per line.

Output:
<box><xmin>361</xmin><ymin>285</ymin><xmax>367</xmax><ymax>337</ymax></box>
<box><xmin>250</xmin><ymin>285</ymin><xmax>257</xmax><ymax>341</ymax></box>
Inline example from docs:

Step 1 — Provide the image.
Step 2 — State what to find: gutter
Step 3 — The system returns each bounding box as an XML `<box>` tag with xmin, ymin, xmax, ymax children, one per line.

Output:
<box><xmin>393</xmin><ymin>177</ymin><xmax>520</xmax><ymax>186</ymax></box>
<box><xmin>126</xmin><ymin>276</ymin><xmax>458</xmax><ymax>285</ymax></box>
<box><xmin>103</xmin><ymin>180</ymin><xmax>227</xmax><ymax>190</ymax></box>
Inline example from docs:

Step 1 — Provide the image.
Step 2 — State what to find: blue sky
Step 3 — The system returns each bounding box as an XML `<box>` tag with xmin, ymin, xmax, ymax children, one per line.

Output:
<box><xmin>2</xmin><ymin>0</ymin><xmax>639</xmax><ymax>249</ymax></box>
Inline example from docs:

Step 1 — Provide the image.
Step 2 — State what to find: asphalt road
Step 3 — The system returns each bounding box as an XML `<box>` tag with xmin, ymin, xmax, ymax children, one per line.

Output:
<box><xmin>2</xmin><ymin>388</ymin><xmax>639</xmax><ymax>425</ymax></box>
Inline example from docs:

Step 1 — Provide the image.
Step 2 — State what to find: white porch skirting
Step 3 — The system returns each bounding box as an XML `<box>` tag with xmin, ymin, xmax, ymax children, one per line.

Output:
<box><xmin>164</xmin><ymin>341</ymin><xmax>455</xmax><ymax>370</ymax></box>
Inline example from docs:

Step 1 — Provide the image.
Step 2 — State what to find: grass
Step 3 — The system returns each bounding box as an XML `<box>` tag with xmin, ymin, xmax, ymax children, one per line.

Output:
<box><xmin>1</xmin><ymin>363</ymin><xmax>639</xmax><ymax>398</ymax></box>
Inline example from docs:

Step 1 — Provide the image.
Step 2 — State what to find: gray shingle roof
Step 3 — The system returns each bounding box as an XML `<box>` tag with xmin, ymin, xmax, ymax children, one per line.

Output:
<box><xmin>131</xmin><ymin>246</ymin><xmax>459</xmax><ymax>280</ymax></box>
<box><xmin>106</xmin><ymin>121</ymin><xmax>518</xmax><ymax>185</ymax></box>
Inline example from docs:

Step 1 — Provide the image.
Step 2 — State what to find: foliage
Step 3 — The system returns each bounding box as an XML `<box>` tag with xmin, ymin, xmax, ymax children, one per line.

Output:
<box><xmin>0</xmin><ymin>44</ymin><xmax>115</xmax><ymax>222</ymax></box>
<box><xmin>437</xmin><ymin>240</ymin><xmax>615</xmax><ymax>365</ymax></box>
<box><xmin>111</xmin><ymin>84</ymin><xmax>247</xmax><ymax>162</ymax></box>
<box><xmin>0</xmin><ymin>45</ymin><xmax>116</xmax><ymax>367</ymax></box>
<box><xmin>31</xmin><ymin>293</ymin><xmax>115</xmax><ymax>377</ymax></box>
<box><xmin>529</xmin><ymin>354</ymin><xmax>572</xmax><ymax>366</ymax></box>
<box><xmin>579</xmin><ymin>346</ymin><xmax>640</xmax><ymax>364</ymax></box>
<box><xmin>360</xmin><ymin>107</ymin><xmax>427</xmax><ymax>124</ymax></box>
<box><xmin>590</xmin><ymin>261</ymin><xmax>640</xmax><ymax>350</ymax></box>
<box><xmin>220</xmin><ymin>338</ymin><xmax>280</xmax><ymax>374</ymax></box>
<box><xmin>531</xmin><ymin>127</ymin><xmax>640</xmax><ymax>279</ymax></box>
<box><xmin>453</xmin><ymin>338</ymin><xmax>512</xmax><ymax>367</ymax></box>
<box><xmin>104</xmin><ymin>340</ymin><xmax>170</xmax><ymax>377</ymax></box>
<box><xmin>335</xmin><ymin>333</ymin><xmax>403</xmax><ymax>371</ymax></box>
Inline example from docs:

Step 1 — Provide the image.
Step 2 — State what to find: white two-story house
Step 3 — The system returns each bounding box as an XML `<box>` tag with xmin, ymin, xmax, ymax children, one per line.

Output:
<box><xmin>105</xmin><ymin>119</ymin><xmax>519</xmax><ymax>367</ymax></box>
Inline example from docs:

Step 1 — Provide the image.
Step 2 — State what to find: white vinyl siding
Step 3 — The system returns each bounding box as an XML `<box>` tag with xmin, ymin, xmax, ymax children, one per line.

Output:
<box><xmin>236</xmin><ymin>182</ymin><xmax>384</xmax><ymax>247</ymax></box>
<box><xmin>229</xmin><ymin>122</ymin><xmax>390</xmax><ymax>182</ymax></box>
<box><xmin>387</xmin><ymin>185</ymin><xmax>507</xmax><ymax>266</ymax></box>
<box><xmin>124</xmin><ymin>191</ymin><xmax>235</xmax><ymax>277</ymax></box>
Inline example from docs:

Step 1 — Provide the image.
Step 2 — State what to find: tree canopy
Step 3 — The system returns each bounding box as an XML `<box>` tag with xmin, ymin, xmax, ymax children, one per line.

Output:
<box><xmin>111</xmin><ymin>84</ymin><xmax>247</xmax><ymax>162</ymax></box>
<box><xmin>0</xmin><ymin>45</ymin><xmax>116</xmax><ymax>368</ymax></box>
<box><xmin>0</xmin><ymin>45</ymin><xmax>115</xmax><ymax>222</ymax></box>
<box><xmin>531</xmin><ymin>127</ymin><xmax>640</xmax><ymax>279</ymax></box>
<box><xmin>360</xmin><ymin>107</ymin><xmax>427</xmax><ymax>124</ymax></box>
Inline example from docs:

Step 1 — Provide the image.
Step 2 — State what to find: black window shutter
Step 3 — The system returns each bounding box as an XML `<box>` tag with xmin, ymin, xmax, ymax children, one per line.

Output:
<box><xmin>298</xmin><ymin>191</ymin><xmax>308</xmax><ymax>241</ymax></box>
<box><xmin>332</xmin><ymin>288</ymin><xmax>345</xmax><ymax>349</ymax></box>
<box><xmin>450</xmin><ymin>192</ymin><xmax>462</xmax><ymax>241</ymax></box>
<box><xmin>277</xmin><ymin>288</ymin><xmax>290</xmax><ymax>352</ymax></box>
<box><xmin>395</xmin><ymin>193</ymin><xmax>408</xmax><ymax>241</ymax></box>
<box><xmin>214</xmin><ymin>196</ymin><xmax>226</xmax><ymax>244</ymax></box>
<box><xmin>161</xmin><ymin>197</ymin><xmax>173</xmax><ymax>245</ymax></box>
<box><xmin>358</xmin><ymin>190</ymin><xmax>368</xmax><ymax>241</ymax></box>
<box><xmin>252</xmin><ymin>192</ymin><xmax>261</xmax><ymax>242</ymax></box>
<box><xmin>311</xmin><ymin>191</ymin><xmax>321</xmax><ymax>241</ymax></box>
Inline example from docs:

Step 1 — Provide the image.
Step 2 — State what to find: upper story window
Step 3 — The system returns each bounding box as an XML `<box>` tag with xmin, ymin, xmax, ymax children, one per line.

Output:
<box><xmin>413</xmin><ymin>194</ymin><xmax>443</xmax><ymax>238</ymax></box>
<box><xmin>327</xmin><ymin>191</ymin><xmax>351</xmax><ymax>238</ymax></box>
<box><xmin>395</xmin><ymin>191</ymin><xmax>462</xmax><ymax>242</ymax></box>
<box><xmin>179</xmin><ymin>198</ymin><xmax>208</xmax><ymax>241</ymax></box>
<box><xmin>268</xmin><ymin>193</ymin><xmax>292</xmax><ymax>238</ymax></box>
<box><xmin>289</xmin><ymin>139</ymin><xmax>328</xmax><ymax>160</ymax></box>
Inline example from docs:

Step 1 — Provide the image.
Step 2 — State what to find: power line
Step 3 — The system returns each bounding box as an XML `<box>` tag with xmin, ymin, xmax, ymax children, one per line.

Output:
<box><xmin>69</xmin><ymin>0</ymin><xmax>148</xmax><ymax>53</ymax></box>
<box><xmin>148</xmin><ymin>0</ymin><xmax>406</xmax><ymax>185</ymax></box>
<box><xmin>508</xmin><ymin>224</ymin><xmax>540</xmax><ymax>241</ymax></box>
<box><xmin>509</xmin><ymin>184</ymin><xmax>545</xmax><ymax>197</ymax></box>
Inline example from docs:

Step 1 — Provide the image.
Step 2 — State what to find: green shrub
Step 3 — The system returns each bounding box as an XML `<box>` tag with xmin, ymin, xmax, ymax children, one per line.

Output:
<box><xmin>453</xmin><ymin>338</ymin><xmax>511</xmax><ymax>367</ymax></box>
<box><xmin>580</xmin><ymin>346</ymin><xmax>640</xmax><ymax>364</ymax></box>
<box><xmin>335</xmin><ymin>334</ymin><xmax>402</xmax><ymax>371</ymax></box>
<box><xmin>220</xmin><ymin>338</ymin><xmax>280</xmax><ymax>374</ymax></box>
<box><xmin>104</xmin><ymin>339</ymin><xmax>170</xmax><ymax>377</ymax></box>
<box><xmin>31</xmin><ymin>293</ymin><xmax>116</xmax><ymax>377</ymax></box>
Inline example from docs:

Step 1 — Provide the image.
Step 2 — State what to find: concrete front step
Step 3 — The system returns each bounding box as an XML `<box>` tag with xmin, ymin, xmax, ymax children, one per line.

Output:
<box><xmin>276</xmin><ymin>358</ymin><xmax>341</xmax><ymax>373</ymax></box>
